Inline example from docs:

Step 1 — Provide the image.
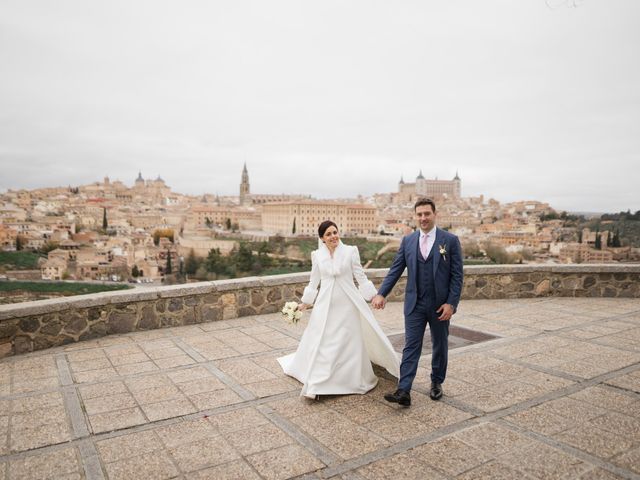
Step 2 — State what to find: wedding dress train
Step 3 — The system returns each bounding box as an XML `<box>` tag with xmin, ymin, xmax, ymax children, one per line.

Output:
<box><xmin>278</xmin><ymin>241</ymin><xmax>400</xmax><ymax>398</ymax></box>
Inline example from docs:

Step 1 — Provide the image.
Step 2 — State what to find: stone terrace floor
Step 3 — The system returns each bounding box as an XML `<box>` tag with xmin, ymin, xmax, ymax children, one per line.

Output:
<box><xmin>1</xmin><ymin>298</ymin><xmax>640</xmax><ymax>480</ymax></box>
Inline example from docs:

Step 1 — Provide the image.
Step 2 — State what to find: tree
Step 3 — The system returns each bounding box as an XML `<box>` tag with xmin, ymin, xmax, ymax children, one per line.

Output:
<box><xmin>132</xmin><ymin>265</ymin><xmax>140</xmax><ymax>277</ymax></box>
<box><xmin>595</xmin><ymin>228</ymin><xmax>602</xmax><ymax>250</ymax></box>
<box><xmin>16</xmin><ymin>235</ymin><xmax>27</xmax><ymax>251</ymax></box>
<box><xmin>613</xmin><ymin>228</ymin><xmax>621</xmax><ymax>248</ymax></box>
<box><xmin>153</xmin><ymin>229</ymin><xmax>175</xmax><ymax>246</ymax></box>
<box><xmin>606</xmin><ymin>231</ymin><xmax>612</xmax><ymax>247</ymax></box>
<box><xmin>165</xmin><ymin>250</ymin><xmax>172</xmax><ymax>274</ymax></box>
<box><xmin>185</xmin><ymin>249</ymin><xmax>199</xmax><ymax>275</ymax></box>
<box><xmin>206</xmin><ymin>247</ymin><xmax>226</xmax><ymax>276</ymax></box>
<box><xmin>577</xmin><ymin>229</ymin><xmax>583</xmax><ymax>243</ymax></box>
<box><xmin>236</xmin><ymin>244</ymin><xmax>254</xmax><ymax>272</ymax></box>
<box><xmin>205</xmin><ymin>217</ymin><xmax>213</xmax><ymax>228</ymax></box>
<box><xmin>102</xmin><ymin>208</ymin><xmax>108</xmax><ymax>230</ymax></box>
<box><xmin>292</xmin><ymin>217</ymin><xmax>297</xmax><ymax>235</ymax></box>
<box><xmin>40</xmin><ymin>241</ymin><xmax>59</xmax><ymax>255</ymax></box>
<box><xmin>225</xmin><ymin>218</ymin><xmax>232</xmax><ymax>230</ymax></box>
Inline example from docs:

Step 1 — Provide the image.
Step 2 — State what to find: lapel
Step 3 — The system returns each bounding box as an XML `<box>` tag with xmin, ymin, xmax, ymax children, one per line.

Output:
<box><xmin>432</xmin><ymin>227</ymin><xmax>442</xmax><ymax>277</ymax></box>
<box><xmin>408</xmin><ymin>230</ymin><xmax>420</xmax><ymax>272</ymax></box>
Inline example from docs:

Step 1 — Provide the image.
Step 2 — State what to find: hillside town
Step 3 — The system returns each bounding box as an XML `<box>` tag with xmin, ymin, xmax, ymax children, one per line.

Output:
<box><xmin>0</xmin><ymin>166</ymin><xmax>638</xmax><ymax>283</ymax></box>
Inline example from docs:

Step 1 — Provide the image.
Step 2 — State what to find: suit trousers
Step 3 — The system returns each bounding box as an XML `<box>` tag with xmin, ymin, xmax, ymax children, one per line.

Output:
<box><xmin>398</xmin><ymin>297</ymin><xmax>449</xmax><ymax>392</ymax></box>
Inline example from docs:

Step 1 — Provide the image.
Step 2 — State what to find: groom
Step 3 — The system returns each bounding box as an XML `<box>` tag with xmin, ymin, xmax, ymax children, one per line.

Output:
<box><xmin>372</xmin><ymin>198</ymin><xmax>463</xmax><ymax>407</ymax></box>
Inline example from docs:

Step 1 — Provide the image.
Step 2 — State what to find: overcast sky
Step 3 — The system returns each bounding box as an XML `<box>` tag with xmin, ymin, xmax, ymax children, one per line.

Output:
<box><xmin>1</xmin><ymin>0</ymin><xmax>639</xmax><ymax>213</ymax></box>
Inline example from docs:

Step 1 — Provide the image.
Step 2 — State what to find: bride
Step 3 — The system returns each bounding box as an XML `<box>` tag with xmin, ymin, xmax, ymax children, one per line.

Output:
<box><xmin>278</xmin><ymin>220</ymin><xmax>400</xmax><ymax>398</ymax></box>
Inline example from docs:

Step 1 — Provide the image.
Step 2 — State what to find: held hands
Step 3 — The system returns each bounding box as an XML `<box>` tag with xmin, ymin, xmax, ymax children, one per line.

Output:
<box><xmin>371</xmin><ymin>295</ymin><xmax>386</xmax><ymax>310</ymax></box>
<box><xmin>437</xmin><ymin>303</ymin><xmax>454</xmax><ymax>321</ymax></box>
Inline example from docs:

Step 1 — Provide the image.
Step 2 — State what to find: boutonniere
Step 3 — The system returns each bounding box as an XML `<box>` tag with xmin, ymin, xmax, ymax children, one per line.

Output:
<box><xmin>439</xmin><ymin>244</ymin><xmax>447</xmax><ymax>261</ymax></box>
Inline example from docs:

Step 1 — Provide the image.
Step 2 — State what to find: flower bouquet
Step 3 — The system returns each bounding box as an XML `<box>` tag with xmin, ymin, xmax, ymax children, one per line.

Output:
<box><xmin>281</xmin><ymin>301</ymin><xmax>303</xmax><ymax>324</ymax></box>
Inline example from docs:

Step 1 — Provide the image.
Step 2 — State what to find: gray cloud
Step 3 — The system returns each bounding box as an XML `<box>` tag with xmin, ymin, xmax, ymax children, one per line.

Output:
<box><xmin>0</xmin><ymin>0</ymin><xmax>638</xmax><ymax>212</ymax></box>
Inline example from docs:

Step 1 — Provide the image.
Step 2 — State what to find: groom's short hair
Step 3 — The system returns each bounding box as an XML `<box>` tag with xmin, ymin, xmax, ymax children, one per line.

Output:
<box><xmin>414</xmin><ymin>198</ymin><xmax>436</xmax><ymax>212</ymax></box>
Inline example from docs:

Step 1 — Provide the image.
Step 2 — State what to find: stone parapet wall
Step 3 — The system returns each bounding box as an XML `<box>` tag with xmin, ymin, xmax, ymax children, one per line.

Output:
<box><xmin>1</xmin><ymin>264</ymin><xmax>638</xmax><ymax>357</ymax></box>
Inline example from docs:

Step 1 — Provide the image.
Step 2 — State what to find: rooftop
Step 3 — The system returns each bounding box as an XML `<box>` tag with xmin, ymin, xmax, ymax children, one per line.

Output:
<box><xmin>0</xmin><ymin>297</ymin><xmax>639</xmax><ymax>479</ymax></box>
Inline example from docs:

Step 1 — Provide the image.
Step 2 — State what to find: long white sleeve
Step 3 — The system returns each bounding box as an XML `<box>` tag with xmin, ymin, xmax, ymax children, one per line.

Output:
<box><xmin>351</xmin><ymin>246</ymin><xmax>377</xmax><ymax>301</ymax></box>
<box><xmin>301</xmin><ymin>251</ymin><xmax>321</xmax><ymax>304</ymax></box>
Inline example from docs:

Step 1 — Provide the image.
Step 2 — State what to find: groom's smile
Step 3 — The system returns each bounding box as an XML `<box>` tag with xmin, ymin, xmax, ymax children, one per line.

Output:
<box><xmin>415</xmin><ymin>204</ymin><xmax>437</xmax><ymax>232</ymax></box>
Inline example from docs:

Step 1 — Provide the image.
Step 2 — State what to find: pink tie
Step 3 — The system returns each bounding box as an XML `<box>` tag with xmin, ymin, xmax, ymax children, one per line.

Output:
<box><xmin>420</xmin><ymin>234</ymin><xmax>428</xmax><ymax>259</ymax></box>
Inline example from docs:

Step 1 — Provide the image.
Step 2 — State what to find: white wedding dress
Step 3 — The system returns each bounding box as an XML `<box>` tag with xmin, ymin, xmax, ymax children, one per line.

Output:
<box><xmin>278</xmin><ymin>241</ymin><xmax>400</xmax><ymax>398</ymax></box>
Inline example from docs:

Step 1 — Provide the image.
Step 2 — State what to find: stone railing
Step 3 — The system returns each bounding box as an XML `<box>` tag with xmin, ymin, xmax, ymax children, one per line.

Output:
<box><xmin>1</xmin><ymin>264</ymin><xmax>638</xmax><ymax>357</ymax></box>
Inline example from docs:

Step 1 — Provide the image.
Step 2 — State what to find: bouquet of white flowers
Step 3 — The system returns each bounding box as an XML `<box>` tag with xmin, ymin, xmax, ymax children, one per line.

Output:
<box><xmin>281</xmin><ymin>301</ymin><xmax>303</xmax><ymax>324</ymax></box>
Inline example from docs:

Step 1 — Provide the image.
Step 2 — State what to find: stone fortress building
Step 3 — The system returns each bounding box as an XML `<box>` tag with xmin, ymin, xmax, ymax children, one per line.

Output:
<box><xmin>398</xmin><ymin>170</ymin><xmax>461</xmax><ymax>203</ymax></box>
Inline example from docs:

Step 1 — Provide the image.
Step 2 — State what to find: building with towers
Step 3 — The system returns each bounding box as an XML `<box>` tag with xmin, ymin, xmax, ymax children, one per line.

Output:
<box><xmin>398</xmin><ymin>171</ymin><xmax>461</xmax><ymax>203</ymax></box>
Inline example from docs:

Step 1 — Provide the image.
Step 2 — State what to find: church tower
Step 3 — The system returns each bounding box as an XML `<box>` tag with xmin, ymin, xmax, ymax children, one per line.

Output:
<box><xmin>239</xmin><ymin>163</ymin><xmax>251</xmax><ymax>205</ymax></box>
<box><xmin>453</xmin><ymin>170</ymin><xmax>461</xmax><ymax>198</ymax></box>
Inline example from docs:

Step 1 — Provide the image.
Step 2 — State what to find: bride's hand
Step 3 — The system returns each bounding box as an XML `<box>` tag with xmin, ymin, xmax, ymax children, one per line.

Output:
<box><xmin>298</xmin><ymin>303</ymin><xmax>311</xmax><ymax>311</ymax></box>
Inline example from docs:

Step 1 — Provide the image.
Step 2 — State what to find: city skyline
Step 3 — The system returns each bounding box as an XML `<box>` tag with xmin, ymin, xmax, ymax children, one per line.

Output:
<box><xmin>1</xmin><ymin>1</ymin><xmax>639</xmax><ymax>213</ymax></box>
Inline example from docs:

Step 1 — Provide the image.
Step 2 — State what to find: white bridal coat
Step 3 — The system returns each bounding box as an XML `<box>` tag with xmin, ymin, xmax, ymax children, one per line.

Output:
<box><xmin>278</xmin><ymin>241</ymin><xmax>400</xmax><ymax>398</ymax></box>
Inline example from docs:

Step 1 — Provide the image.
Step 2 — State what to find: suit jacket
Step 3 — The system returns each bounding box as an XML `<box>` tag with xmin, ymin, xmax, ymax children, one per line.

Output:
<box><xmin>378</xmin><ymin>227</ymin><xmax>463</xmax><ymax>316</ymax></box>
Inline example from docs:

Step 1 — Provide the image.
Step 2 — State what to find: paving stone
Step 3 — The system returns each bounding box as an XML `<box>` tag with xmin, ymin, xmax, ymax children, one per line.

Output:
<box><xmin>107</xmin><ymin>352</ymin><xmax>150</xmax><ymax>366</ymax></box>
<box><xmin>244</xmin><ymin>378</ymin><xmax>299</xmax><ymax>398</ymax></box>
<box><xmin>10</xmin><ymin>391</ymin><xmax>64</xmax><ymax>413</ymax></box>
<box><xmin>141</xmin><ymin>396</ymin><xmax>197</xmax><ymax>421</ymax></box>
<box><xmin>505</xmin><ymin>406</ymin><xmax>582</xmax><ymax>435</ymax></box>
<box><xmin>454</xmin><ymin>422</ymin><xmax>532</xmax><ymax>456</ymax></box>
<box><xmin>611</xmin><ymin>446</ymin><xmax>640</xmax><ymax>474</ymax></box>
<box><xmin>11</xmin><ymin>377</ymin><xmax>60</xmax><ymax>394</ymax></box>
<box><xmin>131</xmin><ymin>385</ymin><xmax>181</xmax><ymax>405</ymax></box>
<box><xmin>216</xmin><ymin>358</ymin><xmax>278</xmax><ymax>384</ymax></box>
<box><xmin>409</xmin><ymin>436</ymin><xmax>493</xmax><ymax>476</ymax></box>
<box><xmin>155</xmin><ymin>417</ymin><xmax>218</xmax><ymax>448</ymax></box>
<box><xmin>265</xmin><ymin>396</ymin><xmax>329</xmax><ymax>418</ymax></box>
<box><xmin>176</xmin><ymin>376</ymin><xmax>226</xmax><ymax>395</ymax></box>
<box><xmin>153</xmin><ymin>354</ymin><xmax>196</xmax><ymax>369</ymax></box>
<box><xmin>82</xmin><ymin>392</ymin><xmax>138</xmax><ymax>415</ymax></box>
<box><xmin>169</xmin><ymin>436</ymin><xmax>240</xmax><ymax>473</ymax></box>
<box><xmin>8</xmin><ymin>447</ymin><xmax>80</xmax><ymax>480</ymax></box>
<box><xmin>228</xmin><ymin>423</ymin><xmax>293</xmax><ymax>455</ymax></box>
<box><xmin>188</xmin><ymin>388</ymin><xmax>244</xmax><ymax>410</ymax></box>
<box><xmin>207</xmin><ymin>407</ymin><xmax>269</xmax><ymax>434</ymax></box>
<box><xmin>456</xmin><ymin>460</ymin><xmax>527</xmax><ymax>480</ymax></box>
<box><xmin>554</xmin><ymin>424</ymin><xmax>635</xmax><ymax>459</ymax></box>
<box><xmin>73</xmin><ymin>367</ymin><xmax>119</xmax><ymax>384</ymax></box>
<box><xmin>10</xmin><ymin>421</ymin><xmax>72</xmax><ymax>452</ymax></box>
<box><xmin>586</xmin><ymin>412</ymin><xmax>640</xmax><ymax>442</ymax></box>
<box><xmin>186</xmin><ymin>459</ymin><xmax>262</xmax><ymax>480</ymax></box>
<box><xmin>166</xmin><ymin>366</ymin><xmax>211</xmax><ymax>383</ymax></box>
<box><xmin>578</xmin><ymin>467</ymin><xmax>628</xmax><ymax>479</ymax></box>
<box><xmin>146</xmin><ymin>346</ymin><xmax>185</xmax><ymax>359</ymax></box>
<box><xmin>115</xmin><ymin>361</ymin><xmax>159</xmax><ymax>376</ymax></box>
<box><xmin>11</xmin><ymin>404</ymin><xmax>67</xmax><ymax>428</ymax></box>
<box><xmin>499</xmin><ymin>441</ymin><xmax>590</xmax><ymax>479</ymax></box>
<box><xmin>89</xmin><ymin>407</ymin><xmax>147</xmax><ymax>433</ymax></box>
<box><xmin>357</xmin><ymin>452</ymin><xmax>446</xmax><ymax>480</ymax></box>
<box><xmin>104</xmin><ymin>451</ymin><xmax>178</xmax><ymax>480</ymax></box>
<box><xmin>97</xmin><ymin>429</ymin><xmax>163</xmax><ymax>463</ymax></box>
<box><xmin>606</xmin><ymin>371</ymin><xmax>640</xmax><ymax>392</ymax></box>
<box><xmin>79</xmin><ymin>380</ymin><xmax>128</xmax><ymax>400</ymax></box>
<box><xmin>125</xmin><ymin>373</ymin><xmax>173</xmax><ymax>392</ymax></box>
<box><xmin>246</xmin><ymin>444</ymin><xmax>325</xmax><ymax>480</ymax></box>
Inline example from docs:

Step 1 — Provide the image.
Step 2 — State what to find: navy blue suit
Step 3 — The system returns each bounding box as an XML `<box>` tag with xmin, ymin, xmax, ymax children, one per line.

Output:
<box><xmin>378</xmin><ymin>227</ymin><xmax>463</xmax><ymax>391</ymax></box>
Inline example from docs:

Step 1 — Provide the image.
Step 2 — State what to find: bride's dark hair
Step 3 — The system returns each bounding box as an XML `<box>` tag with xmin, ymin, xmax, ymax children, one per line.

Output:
<box><xmin>318</xmin><ymin>220</ymin><xmax>338</xmax><ymax>238</ymax></box>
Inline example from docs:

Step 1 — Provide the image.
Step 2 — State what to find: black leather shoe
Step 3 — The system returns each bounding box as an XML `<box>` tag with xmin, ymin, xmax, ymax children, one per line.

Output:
<box><xmin>430</xmin><ymin>382</ymin><xmax>443</xmax><ymax>400</ymax></box>
<box><xmin>384</xmin><ymin>389</ymin><xmax>411</xmax><ymax>407</ymax></box>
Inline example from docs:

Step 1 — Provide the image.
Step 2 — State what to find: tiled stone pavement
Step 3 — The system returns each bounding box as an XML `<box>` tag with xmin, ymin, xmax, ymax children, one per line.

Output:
<box><xmin>1</xmin><ymin>297</ymin><xmax>639</xmax><ymax>479</ymax></box>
